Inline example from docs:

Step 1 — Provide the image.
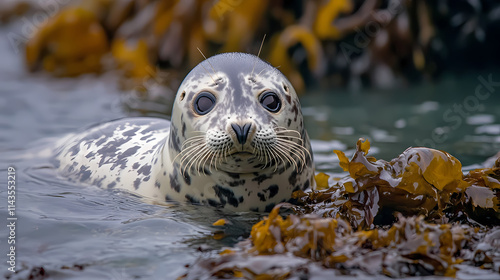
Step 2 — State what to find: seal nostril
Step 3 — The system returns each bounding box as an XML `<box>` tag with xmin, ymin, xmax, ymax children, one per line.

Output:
<box><xmin>242</xmin><ymin>123</ymin><xmax>251</xmax><ymax>141</ymax></box>
<box><xmin>231</xmin><ymin>123</ymin><xmax>251</xmax><ymax>145</ymax></box>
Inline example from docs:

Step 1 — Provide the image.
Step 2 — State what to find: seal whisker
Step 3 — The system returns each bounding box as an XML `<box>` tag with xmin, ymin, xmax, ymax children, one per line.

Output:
<box><xmin>206</xmin><ymin>149</ymin><xmax>217</xmax><ymax>173</ymax></box>
<box><xmin>272</xmin><ymin>145</ymin><xmax>284</xmax><ymax>172</ymax></box>
<box><xmin>189</xmin><ymin>131</ymin><xmax>207</xmax><ymax>134</ymax></box>
<box><xmin>275</xmin><ymin>142</ymin><xmax>304</xmax><ymax>171</ymax></box>
<box><xmin>181</xmin><ymin>136</ymin><xmax>206</xmax><ymax>149</ymax></box>
<box><xmin>276</xmin><ymin>138</ymin><xmax>307</xmax><ymax>160</ymax></box>
<box><xmin>223</xmin><ymin>140</ymin><xmax>231</xmax><ymax>163</ymax></box>
<box><xmin>268</xmin><ymin>145</ymin><xmax>282</xmax><ymax>172</ymax></box>
<box><xmin>251</xmin><ymin>34</ymin><xmax>266</xmax><ymax>79</ymax></box>
<box><xmin>197</xmin><ymin>47</ymin><xmax>220</xmax><ymax>84</ymax></box>
<box><xmin>176</xmin><ymin>141</ymin><xmax>205</xmax><ymax>169</ymax></box>
<box><xmin>201</xmin><ymin>146</ymin><xmax>216</xmax><ymax>175</ymax></box>
<box><xmin>189</xmin><ymin>145</ymin><xmax>210</xmax><ymax>176</ymax></box>
<box><xmin>273</xmin><ymin>143</ymin><xmax>296</xmax><ymax>171</ymax></box>
<box><xmin>277</xmin><ymin>135</ymin><xmax>304</xmax><ymax>146</ymax></box>
<box><xmin>183</xmin><ymin>142</ymin><xmax>210</xmax><ymax>175</ymax></box>
<box><xmin>275</xmin><ymin>128</ymin><xmax>302</xmax><ymax>138</ymax></box>
<box><xmin>277</xmin><ymin>142</ymin><xmax>300</xmax><ymax>170</ymax></box>
<box><xmin>275</xmin><ymin>130</ymin><xmax>304</xmax><ymax>145</ymax></box>
<box><xmin>258</xmin><ymin>142</ymin><xmax>266</xmax><ymax>163</ymax></box>
<box><xmin>276</xmin><ymin>139</ymin><xmax>311</xmax><ymax>172</ymax></box>
<box><xmin>210</xmin><ymin>149</ymin><xmax>218</xmax><ymax>173</ymax></box>
<box><xmin>181</xmin><ymin>147</ymin><xmax>201</xmax><ymax>176</ymax></box>
<box><xmin>256</xmin><ymin>140</ymin><xmax>269</xmax><ymax>168</ymax></box>
<box><xmin>265</xmin><ymin>143</ymin><xmax>274</xmax><ymax>169</ymax></box>
<box><xmin>221</xmin><ymin>141</ymin><xmax>228</xmax><ymax>163</ymax></box>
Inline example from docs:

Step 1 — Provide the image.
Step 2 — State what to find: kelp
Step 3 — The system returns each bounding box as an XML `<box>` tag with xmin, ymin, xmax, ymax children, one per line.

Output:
<box><xmin>5</xmin><ymin>0</ymin><xmax>500</xmax><ymax>91</ymax></box>
<box><xmin>181</xmin><ymin>139</ymin><xmax>500</xmax><ymax>279</ymax></box>
<box><xmin>182</xmin><ymin>209</ymin><xmax>499</xmax><ymax>278</ymax></box>
<box><xmin>25</xmin><ymin>6</ymin><xmax>109</xmax><ymax>76</ymax></box>
<box><xmin>294</xmin><ymin>139</ymin><xmax>500</xmax><ymax>229</ymax></box>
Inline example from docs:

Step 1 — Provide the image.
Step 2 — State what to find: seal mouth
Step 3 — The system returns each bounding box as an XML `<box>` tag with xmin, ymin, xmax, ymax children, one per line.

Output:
<box><xmin>232</xmin><ymin>151</ymin><xmax>252</xmax><ymax>155</ymax></box>
<box><xmin>230</xmin><ymin>151</ymin><xmax>255</xmax><ymax>158</ymax></box>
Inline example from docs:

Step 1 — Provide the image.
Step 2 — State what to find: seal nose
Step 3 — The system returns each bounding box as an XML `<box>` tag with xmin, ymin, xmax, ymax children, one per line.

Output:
<box><xmin>231</xmin><ymin>123</ymin><xmax>251</xmax><ymax>145</ymax></box>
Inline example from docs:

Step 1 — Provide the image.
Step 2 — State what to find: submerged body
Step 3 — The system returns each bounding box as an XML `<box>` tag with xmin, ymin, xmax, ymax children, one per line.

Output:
<box><xmin>55</xmin><ymin>52</ymin><xmax>314</xmax><ymax>212</ymax></box>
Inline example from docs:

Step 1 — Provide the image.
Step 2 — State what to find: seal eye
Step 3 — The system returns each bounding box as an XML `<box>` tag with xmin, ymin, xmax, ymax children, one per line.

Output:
<box><xmin>260</xmin><ymin>92</ymin><xmax>281</xmax><ymax>112</ymax></box>
<box><xmin>194</xmin><ymin>92</ymin><xmax>216</xmax><ymax>115</ymax></box>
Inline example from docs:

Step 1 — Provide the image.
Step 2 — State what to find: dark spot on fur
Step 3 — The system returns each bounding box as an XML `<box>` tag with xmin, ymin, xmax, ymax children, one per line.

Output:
<box><xmin>93</xmin><ymin>175</ymin><xmax>106</xmax><ymax>187</ymax></box>
<box><xmin>155</xmin><ymin>181</ymin><xmax>161</xmax><ymax>188</ymax></box>
<box><xmin>252</xmin><ymin>174</ymin><xmax>271</xmax><ymax>184</ymax></box>
<box><xmin>250</xmin><ymin>207</ymin><xmax>259</xmax><ymax>212</ymax></box>
<box><xmin>229</xmin><ymin>179</ymin><xmax>245</xmax><ymax>187</ymax></box>
<box><xmin>143</xmin><ymin>176</ymin><xmax>150</xmax><ymax>182</ymax></box>
<box><xmin>302</xmin><ymin>180</ymin><xmax>310</xmax><ymax>190</ymax></box>
<box><xmin>239</xmin><ymin>196</ymin><xmax>244</xmax><ymax>203</ymax></box>
<box><xmin>111</xmin><ymin>146</ymin><xmax>140</xmax><ymax>170</ymax></box>
<box><xmin>287</xmin><ymin>119</ymin><xmax>292</xmax><ymax>127</ymax></box>
<box><xmin>107</xmin><ymin>182</ymin><xmax>116</xmax><ymax>188</ymax></box>
<box><xmin>226</xmin><ymin>172</ymin><xmax>240</xmax><ymax>179</ymax></box>
<box><xmin>185</xmin><ymin>194</ymin><xmax>200</xmax><ymax>204</ymax></box>
<box><xmin>291</xmin><ymin>101</ymin><xmax>299</xmax><ymax>121</ymax></box>
<box><xmin>85</xmin><ymin>152</ymin><xmax>95</xmax><ymax>159</ymax></box>
<box><xmin>137</xmin><ymin>165</ymin><xmax>151</xmax><ymax>176</ymax></box>
<box><xmin>123</xmin><ymin>127</ymin><xmax>140</xmax><ymax>137</ymax></box>
<box><xmin>288</xmin><ymin>170</ymin><xmax>298</xmax><ymax>186</ymax></box>
<box><xmin>183</xmin><ymin>172</ymin><xmax>191</xmax><ymax>185</ymax></box>
<box><xmin>132</xmin><ymin>162</ymin><xmax>140</xmax><ymax>169</ymax></box>
<box><xmin>257</xmin><ymin>192</ymin><xmax>266</xmax><ymax>202</ymax></box>
<box><xmin>213</xmin><ymin>185</ymin><xmax>239</xmax><ymax>207</ymax></box>
<box><xmin>133</xmin><ymin>178</ymin><xmax>141</xmax><ymax>190</ymax></box>
<box><xmin>169</xmin><ymin>175</ymin><xmax>180</xmax><ymax>192</ymax></box>
<box><xmin>95</xmin><ymin>137</ymin><xmax>106</xmax><ymax>146</ymax></box>
<box><xmin>182</xmin><ymin>123</ymin><xmax>186</xmax><ymax>138</ymax></box>
<box><xmin>266</xmin><ymin>185</ymin><xmax>279</xmax><ymax>198</ymax></box>
<box><xmin>68</xmin><ymin>144</ymin><xmax>80</xmax><ymax>157</ymax></box>
<box><xmin>169</xmin><ymin>126</ymin><xmax>181</xmax><ymax>152</ymax></box>
<box><xmin>277</xmin><ymin>166</ymin><xmax>286</xmax><ymax>175</ymax></box>
<box><xmin>264</xmin><ymin>203</ymin><xmax>276</xmax><ymax>212</ymax></box>
<box><xmin>79</xmin><ymin>166</ymin><xmax>91</xmax><ymax>181</ymax></box>
<box><xmin>207</xmin><ymin>199</ymin><xmax>222</xmax><ymax>208</ymax></box>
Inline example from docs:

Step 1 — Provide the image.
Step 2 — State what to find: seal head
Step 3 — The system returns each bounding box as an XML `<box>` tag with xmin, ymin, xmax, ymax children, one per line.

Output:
<box><xmin>166</xmin><ymin>52</ymin><xmax>314</xmax><ymax>211</ymax></box>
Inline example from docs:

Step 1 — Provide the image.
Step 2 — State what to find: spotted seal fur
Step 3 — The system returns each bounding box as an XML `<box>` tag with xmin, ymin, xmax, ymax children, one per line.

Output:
<box><xmin>55</xmin><ymin>52</ymin><xmax>315</xmax><ymax>212</ymax></box>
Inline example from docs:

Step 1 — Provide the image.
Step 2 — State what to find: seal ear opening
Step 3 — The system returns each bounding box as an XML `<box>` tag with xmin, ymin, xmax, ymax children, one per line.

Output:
<box><xmin>180</xmin><ymin>91</ymin><xmax>186</xmax><ymax>101</ymax></box>
<box><xmin>282</xmin><ymin>83</ymin><xmax>289</xmax><ymax>94</ymax></box>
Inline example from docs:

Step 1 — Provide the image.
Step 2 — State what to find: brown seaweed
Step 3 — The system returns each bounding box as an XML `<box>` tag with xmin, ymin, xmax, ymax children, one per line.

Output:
<box><xmin>181</xmin><ymin>139</ymin><xmax>500</xmax><ymax>279</ymax></box>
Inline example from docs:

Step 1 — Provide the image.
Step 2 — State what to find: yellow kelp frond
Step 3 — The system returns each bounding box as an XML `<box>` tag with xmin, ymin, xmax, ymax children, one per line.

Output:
<box><xmin>314</xmin><ymin>0</ymin><xmax>353</xmax><ymax>40</ymax></box>
<box><xmin>25</xmin><ymin>7</ymin><xmax>108</xmax><ymax>76</ymax></box>
<box><xmin>268</xmin><ymin>25</ymin><xmax>323</xmax><ymax>92</ymax></box>
<box><xmin>111</xmin><ymin>38</ymin><xmax>154</xmax><ymax>79</ymax></box>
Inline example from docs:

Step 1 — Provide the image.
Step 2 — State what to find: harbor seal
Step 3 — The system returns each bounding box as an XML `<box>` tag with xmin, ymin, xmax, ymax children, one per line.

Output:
<box><xmin>55</xmin><ymin>52</ymin><xmax>315</xmax><ymax>212</ymax></box>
